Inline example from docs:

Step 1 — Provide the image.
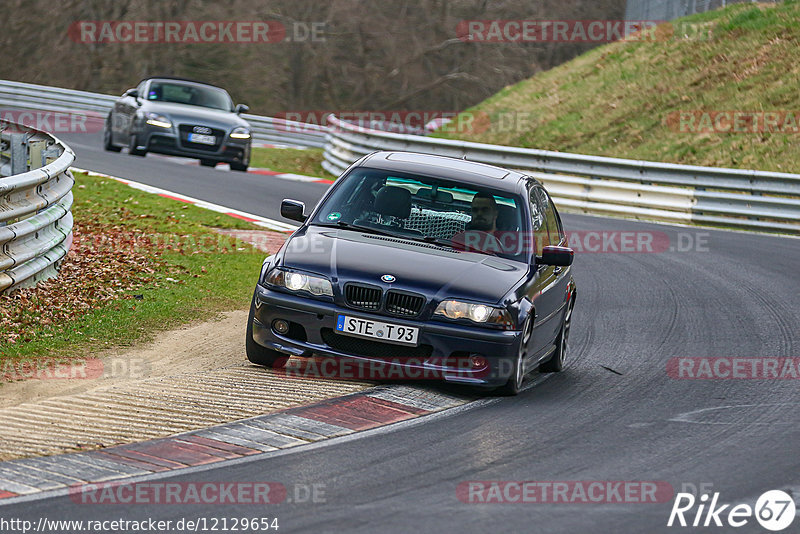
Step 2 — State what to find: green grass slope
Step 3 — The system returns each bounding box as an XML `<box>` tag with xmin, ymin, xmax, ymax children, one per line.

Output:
<box><xmin>442</xmin><ymin>1</ymin><xmax>800</xmax><ymax>173</ymax></box>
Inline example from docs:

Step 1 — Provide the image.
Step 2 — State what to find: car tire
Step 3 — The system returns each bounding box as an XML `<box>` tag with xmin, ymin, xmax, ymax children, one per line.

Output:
<box><xmin>230</xmin><ymin>162</ymin><xmax>249</xmax><ymax>172</ymax></box>
<box><xmin>246</xmin><ymin>292</ymin><xmax>289</xmax><ymax>369</ymax></box>
<box><xmin>103</xmin><ymin>120</ymin><xmax>121</xmax><ymax>152</ymax></box>
<box><xmin>200</xmin><ymin>159</ymin><xmax>217</xmax><ymax>167</ymax></box>
<box><xmin>540</xmin><ymin>297</ymin><xmax>574</xmax><ymax>373</ymax></box>
<box><xmin>128</xmin><ymin>133</ymin><xmax>147</xmax><ymax>157</ymax></box>
<box><xmin>497</xmin><ymin>317</ymin><xmax>533</xmax><ymax>396</ymax></box>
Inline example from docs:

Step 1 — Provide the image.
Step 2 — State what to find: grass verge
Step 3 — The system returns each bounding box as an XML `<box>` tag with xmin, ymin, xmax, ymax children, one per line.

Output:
<box><xmin>0</xmin><ymin>171</ymin><xmax>267</xmax><ymax>361</ymax></box>
<box><xmin>250</xmin><ymin>146</ymin><xmax>331</xmax><ymax>177</ymax></box>
<box><xmin>437</xmin><ymin>1</ymin><xmax>800</xmax><ymax>174</ymax></box>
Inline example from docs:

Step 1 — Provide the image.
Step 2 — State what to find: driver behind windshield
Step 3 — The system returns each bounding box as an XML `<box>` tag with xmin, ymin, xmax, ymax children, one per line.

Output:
<box><xmin>467</xmin><ymin>192</ymin><xmax>498</xmax><ymax>232</ymax></box>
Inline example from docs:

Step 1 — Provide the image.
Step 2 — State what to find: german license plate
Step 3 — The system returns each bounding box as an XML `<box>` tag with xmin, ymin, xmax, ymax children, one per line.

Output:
<box><xmin>188</xmin><ymin>133</ymin><xmax>216</xmax><ymax>145</ymax></box>
<box><xmin>336</xmin><ymin>315</ymin><xmax>419</xmax><ymax>346</ymax></box>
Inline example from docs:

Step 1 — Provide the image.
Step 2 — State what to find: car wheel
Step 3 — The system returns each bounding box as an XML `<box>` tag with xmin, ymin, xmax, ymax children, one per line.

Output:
<box><xmin>230</xmin><ymin>162</ymin><xmax>249</xmax><ymax>172</ymax></box>
<box><xmin>128</xmin><ymin>133</ymin><xmax>147</xmax><ymax>157</ymax></box>
<box><xmin>200</xmin><ymin>159</ymin><xmax>217</xmax><ymax>167</ymax></box>
<box><xmin>497</xmin><ymin>317</ymin><xmax>532</xmax><ymax>396</ymax></box>
<box><xmin>246</xmin><ymin>291</ymin><xmax>289</xmax><ymax>368</ymax></box>
<box><xmin>103</xmin><ymin>120</ymin><xmax>121</xmax><ymax>152</ymax></box>
<box><xmin>540</xmin><ymin>298</ymin><xmax>574</xmax><ymax>373</ymax></box>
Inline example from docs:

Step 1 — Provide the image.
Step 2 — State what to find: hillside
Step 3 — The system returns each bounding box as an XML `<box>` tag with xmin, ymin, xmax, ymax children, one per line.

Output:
<box><xmin>442</xmin><ymin>2</ymin><xmax>800</xmax><ymax>173</ymax></box>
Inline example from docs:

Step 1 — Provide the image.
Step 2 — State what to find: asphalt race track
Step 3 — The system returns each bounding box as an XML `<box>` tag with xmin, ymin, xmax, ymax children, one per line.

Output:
<box><xmin>59</xmin><ymin>132</ymin><xmax>330</xmax><ymax>219</ymax></box>
<box><xmin>5</xmin><ymin>132</ymin><xmax>799</xmax><ymax>533</ymax></box>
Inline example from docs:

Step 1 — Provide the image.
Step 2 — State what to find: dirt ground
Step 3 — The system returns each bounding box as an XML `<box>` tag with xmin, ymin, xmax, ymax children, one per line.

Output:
<box><xmin>0</xmin><ymin>310</ymin><xmax>370</xmax><ymax>460</ymax></box>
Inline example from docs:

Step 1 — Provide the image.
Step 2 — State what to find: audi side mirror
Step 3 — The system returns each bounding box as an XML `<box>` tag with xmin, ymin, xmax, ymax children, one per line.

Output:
<box><xmin>281</xmin><ymin>199</ymin><xmax>307</xmax><ymax>223</ymax></box>
<box><xmin>538</xmin><ymin>246</ymin><xmax>574</xmax><ymax>267</ymax></box>
<box><xmin>130</xmin><ymin>90</ymin><xmax>143</xmax><ymax>106</ymax></box>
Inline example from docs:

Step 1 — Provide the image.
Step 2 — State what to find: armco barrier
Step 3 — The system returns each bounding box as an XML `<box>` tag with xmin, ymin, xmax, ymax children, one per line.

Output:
<box><xmin>0</xmin><ymin>121</ymin><xmax>75</xmax><ymax>294</ymax></box>
<box><xmin>322</xmin><ymin>115</ymin><xmax>800</xmax><ymax>233</ymax></box>
<box><xmin>2</xmin><ymin>80</ymin><xmax>797</xmax><ymax>234</ymax></box>
<box><xmin>0</xmin><ymin>79</ymin><xmax>327</xmax><ymax>148</ymax></box>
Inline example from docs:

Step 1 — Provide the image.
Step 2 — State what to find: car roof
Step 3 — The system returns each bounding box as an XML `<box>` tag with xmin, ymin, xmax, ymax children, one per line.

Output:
<box><xmin>358</xmin><ymin>151</ymin><xmax>533</xmax><ymax>193</ymax></box>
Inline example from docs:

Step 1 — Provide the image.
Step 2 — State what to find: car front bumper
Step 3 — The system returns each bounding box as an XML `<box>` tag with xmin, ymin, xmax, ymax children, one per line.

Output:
<box><xmin>137</xmin><ymin>123</ymin><xmax>250</xmax><ymax>164</ymax></box>
<box><xmin>252</xmin><ymin>284</ymin><xmax>522</xmax><ymax>388</ymax></box>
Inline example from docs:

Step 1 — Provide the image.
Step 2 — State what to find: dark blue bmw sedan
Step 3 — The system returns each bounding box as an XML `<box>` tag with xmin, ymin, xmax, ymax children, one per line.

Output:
<box><xmin>247</xmin><ymin>152</ymin><xmax>576</xmax><ymax>394</ymax></box>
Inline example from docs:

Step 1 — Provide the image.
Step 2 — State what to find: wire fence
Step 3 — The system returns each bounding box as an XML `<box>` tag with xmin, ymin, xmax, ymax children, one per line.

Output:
<box><xmin>626</xmin><ymin>0</ymin><xmax>781</xmax><ymax>21</ymax></box>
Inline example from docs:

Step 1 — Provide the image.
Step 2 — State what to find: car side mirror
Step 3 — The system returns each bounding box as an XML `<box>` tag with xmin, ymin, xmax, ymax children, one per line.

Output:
<box><xmin>281</xmin><ymin>199</ymin><xmax>307</xmax><ymax>223</ymax></box>
<box><xmin>537</xmin><ymin>246</ymin><xmax>574</xmax><ymax>267</ymax></box>
<box><xmin>235</xmin><ymin>104</ymin><xmax>249</xmax><ymax>115</ymax></box>
<box><xmin>124</xmin><ymin>89</ymin><xmax>138</xmax><ymax>98</ymax></box>
<box><xmin>131</xmin><ymin>90</ymin><xmax>144</xmax><ymax>106</ymax></box>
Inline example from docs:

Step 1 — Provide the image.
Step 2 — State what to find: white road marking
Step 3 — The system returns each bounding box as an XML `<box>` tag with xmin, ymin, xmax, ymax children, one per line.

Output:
<box><xmin>71</xmin><ymin>167</ymin><xmax>299</xmax><ymax>233</ymax></box>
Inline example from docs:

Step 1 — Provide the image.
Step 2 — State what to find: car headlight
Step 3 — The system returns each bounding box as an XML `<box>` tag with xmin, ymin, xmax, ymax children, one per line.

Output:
<box><xmin>145</xmin><ymin>113</ymin><xmax>171</xmax><ymax>128</ymax></box>
<box><xmin>434</xmin><ymin>299</ymin><xmax>514</xmax><ymax>329</ymax></box>
<box><xmin>230</xmin><ymin>127</ymin><xmax>251</xmax><ymax>139</ymax></box>
<box><xmin>265</xmin><ymin>268</ymin><xmax>333</xmax><ymax>297</ymax></box>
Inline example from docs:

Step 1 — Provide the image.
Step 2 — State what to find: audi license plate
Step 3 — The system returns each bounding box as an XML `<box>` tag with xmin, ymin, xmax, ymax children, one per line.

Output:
<box><xmin>336</xmin><ymin>315</ymin><xmax>419</xmax><ymax>346</ymax></box>
<box><xmin>188</xmin><ymin>133</ymin><xmax>216</xmax><ymax>145</ymax></box>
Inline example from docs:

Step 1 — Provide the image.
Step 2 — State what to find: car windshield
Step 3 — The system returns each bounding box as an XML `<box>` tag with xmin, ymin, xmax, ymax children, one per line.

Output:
<box><xmin>312</xmin><ymin>167</ymin><xmax>531</xmax><ymax>262</ymax></box>
<box><xmin>146</xmin><ymin>81</ymin><xmax>233</xmax><ymax>111</ymax></box>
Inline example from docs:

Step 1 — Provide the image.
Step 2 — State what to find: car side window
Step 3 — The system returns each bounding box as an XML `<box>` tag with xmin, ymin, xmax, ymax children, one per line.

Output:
<box><xmin>539</xmin><ymin>188</ymin><xmax>564</xmax><ymax>246</ymax></box>
<box><xmin>535</xmin><ymin>186</ymin><xmax>562</xmax><ymax>248</ymax></box>
<box><xmin>550</xmin><ymin>196</ymin><xmax>566</xmax><ymax>245</ymax></box>
<box><xmin>528</xmin><ymin>187</ymin><xmax>548</xmax><ymax>254</ymax></box>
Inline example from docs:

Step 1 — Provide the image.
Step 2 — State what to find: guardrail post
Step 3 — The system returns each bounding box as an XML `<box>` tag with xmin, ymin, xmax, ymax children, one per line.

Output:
<box><xmin>10</xmin><ymin>133</ymin><xmax>26</xmax><ymax>175</ymax></box>
<box><xmin>29</xmin><ymin>139</ymin><xmax>45</xmax><ymax>170</ymax></box>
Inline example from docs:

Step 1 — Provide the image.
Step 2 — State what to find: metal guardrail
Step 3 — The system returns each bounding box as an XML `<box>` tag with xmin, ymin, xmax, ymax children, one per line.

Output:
<box><xmin>0</xmin><ymin>79</ymin><xmax>328</xmax><ymax>149</ymax></box>
<box><xmin>0</xmin><ymin>121</ymin><xmax>75</xmax><ymax>294</ymax></box>
<box><xmin>322</xmin><ymin>115</ymin><xmax>800</xmax><ymax>233</ymax></box>
<box><xmin>241</xmin><ymin>113</ymin><xmax>327</xmax><ymax>148</ymax></box>
<box><xmin>2</xmin><ymin>80</ymin><xmax>797</xmax><ymax>234</ymax></box>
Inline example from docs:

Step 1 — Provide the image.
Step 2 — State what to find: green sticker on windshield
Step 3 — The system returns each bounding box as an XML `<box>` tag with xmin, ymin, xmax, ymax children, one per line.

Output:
<box><xmin>327</xmin><ymin>212</ymin><xmax>342</xmax><ymax>221</ymax></box>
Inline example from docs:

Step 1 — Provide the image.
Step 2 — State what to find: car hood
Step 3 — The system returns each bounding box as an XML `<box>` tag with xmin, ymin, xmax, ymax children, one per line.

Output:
<box><xmin>279</xmin><ymin>226</ymin><xmax>529</xmax><ymax>305</ymax></box>
<box><xmin>142</xmin><ymin>101</ymin><xmax>249</xmax><ymax>129</ymax></box>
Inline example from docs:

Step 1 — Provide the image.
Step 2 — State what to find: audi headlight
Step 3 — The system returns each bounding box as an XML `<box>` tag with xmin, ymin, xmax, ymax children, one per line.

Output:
<box><xmin>230</xmin><ymin>127</ymin><xmax>251</xmax><ymax>139</ymax></box>
<box><xmin>145</xmin><ymin>112</ymin><xmax>172</xmax><ymax>128</ymax></box>
<box><xmin>434</xmin><ymin>299</ymin><xmax>514</xmax><ymax>329</ymax></box>
<box><xmin>265</xmin><ymin>268</ymin><xmax>333</xmax><ymax>297</ymax></box>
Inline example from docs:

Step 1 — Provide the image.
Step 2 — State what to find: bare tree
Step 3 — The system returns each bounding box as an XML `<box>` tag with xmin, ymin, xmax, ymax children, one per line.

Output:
<box><xmin>0</xmin><ymin>0</ymin><xmax>626</xmax><ymax>114</ymax></box>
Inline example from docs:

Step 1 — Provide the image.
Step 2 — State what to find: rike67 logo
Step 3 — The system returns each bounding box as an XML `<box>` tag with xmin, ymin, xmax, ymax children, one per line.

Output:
<box><xmin>668</xmin><ymin>490</ymin><xmax>796</xmax><ymax>531</ymax></box>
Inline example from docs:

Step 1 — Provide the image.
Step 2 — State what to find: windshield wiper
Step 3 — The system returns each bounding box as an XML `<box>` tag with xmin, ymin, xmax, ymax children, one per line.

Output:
<box><xmin>417</xmin><ymin>235</ymin><xmax>502</xmax><ymax>256</ymax></box>
<box><xmin>415</xmin><ymin>236</ymin><xmax>459</xmax><ymax>249</ymax></box>
<box><xmin>313</xmin><ymin>221</ymin><xmax>398</xmax><ymax>238</ymax></box>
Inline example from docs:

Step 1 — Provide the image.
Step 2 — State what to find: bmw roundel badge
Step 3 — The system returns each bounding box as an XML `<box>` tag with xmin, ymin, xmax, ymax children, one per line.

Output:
<box><xmin>381</xmin><ymin>274</ymin><xmax>396</xmax><ymax>283</ymax></box>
